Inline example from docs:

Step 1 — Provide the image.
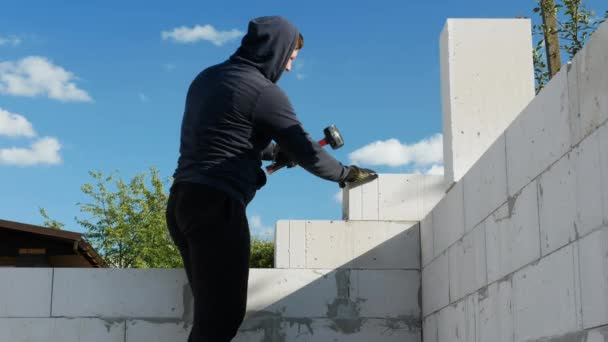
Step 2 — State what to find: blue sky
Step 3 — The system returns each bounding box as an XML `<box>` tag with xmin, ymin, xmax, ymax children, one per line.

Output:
<box><xmin>1</xmin><ymin>0</ymin><xmax>605</xmax><ymax>238</ymax></box>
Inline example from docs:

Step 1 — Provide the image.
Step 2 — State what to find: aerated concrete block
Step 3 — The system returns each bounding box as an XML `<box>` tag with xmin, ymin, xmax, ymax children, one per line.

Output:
<box><xmin>0</xmin><ymin>268</ymin><xmax>52</xmax><ymax>317</ymax></box>
<box><xmin>600</xmin><ymin>124</ymin><xmax>608</xmax><ymax>225</ymax></box>
<box><xmin>463</xmin><ymin>134</ymin><xmax>508</xmax><ymax>232</ymax></box>
<box><xmin>440</xmin><ymin>19</ymin><xmax>535</xmax><ymax>184</ymax></box>
<box><xmin>448</xmin><ymin>223</ymin><xmax>487</xmax><ymax>302</ymax></box>
<box><xmin>423</xmin><ymin>313</ymin><xmax>438</xmax><ymax>342</ymax></box>
<box><xmin>578</xmin><ymin>226</ymin><xmax>608</xmax><ymax>329</ymax></box>
<box><xmin>305</xmin><ymin>221</ymin><xmax>355</xmax><ymax>269</ymax></box>
<box><xmin>361</xmin><ymin>176</ymin><xmax>379</xmax><ymax>220</ymax></box>
<box><xmin>513</xmin><ymin>244</ymin><xmax>580</xmax><ymax>342</ymax></box>
<box><xmin>573</xmin><ymin>129</ymin><xmax>603</xmax><ymax>237</ymax></box>
<box><xmin>238</xmin><ymin>318</ymin><xmax>421</xmax><ymax>342</ymax></box>
<box><xmin>437</xmin><ymin>295</ymin><xmax>476</xmax><ymax>342</ymax></box>
<box><xmin>246</xmin><ymin>269</ymin><xmax>338</xmax><ymax>318</ymax></box>
<box><xmin>476</xmin><ymin>280</ymin><xmax>513</xmax><ymax>342</ymax></box>
<box><xmin>423</xmin><ymin>176</ymin><xmax>448</xmax><ymax>214</ymax></box>
<box><xmin>432</xmin><ymin>181</ymin><xmax>465</xmax><ymax>257</ymax></box>
<box><xmin>568</xmin><ymin>21</ymin><xmax>608</xmax><ymax>146</ymax></box>
<box><xmin>538</xmin><ymin>152</ymin><xmax>577</xmax><ymax>256</ymax></box>
<box><xmin>485</xmin><ymin>180</ymin><xmax>540</xmax><ymax>283</ymax></box>
<box><xmin>420</xmin><ymin>213</ymin><xmax>434</xmax><ymax>268</ymax></box>
<box><xmin>0</xmin><ymin>318</ymin><xmax>125</xmax><ymax>342</ymax></box>
<box><xmin>289</xmin><ymin>220</ymin><xmax>306</xmax><ymax>268</ymax></box>
<box><xmin>344</xmin><ymin>183</ymin><xmax>363</xmax><ymax>220</ymax></box>
<box><xmin>422</xmin><ymin>252</ymin><xmax>449</xmax><ymax>316</ymax></box>
<box><xmin>126</xmin><ymin>320</ymin><xmax>189</xmax><ymax>342</ymax></box>
<box><xmin>351</xmin><ymin>221</ymin><xmax>420</xmax><ymax>270</ymax></box>
<box><xmin>351</xmin><ymin>270</ymin><xmax>420</xmax><ymax>318</ymax></box>
<box><xmin>302</xmin><ymin>220</ymin><xmax>420</xmax><ymax>270</ymax></box>
<box><xmin>506</xmin><ymin>67</ymin><xmax>571</xmax><ymax>196</ymax></box>
<box><xmin>274</xmin><ymin>220</ymin><xmax>290</xmax><ymax>268</ymax></box>
<box><xmin>51</xmin><ymin>269</ymin><xmax>188</xmax><ymax>318</ymax></box>
<box><xmin>378</xmin><ymin>174</ymin><xmax>423</xmax><ymax>221</ymax></box>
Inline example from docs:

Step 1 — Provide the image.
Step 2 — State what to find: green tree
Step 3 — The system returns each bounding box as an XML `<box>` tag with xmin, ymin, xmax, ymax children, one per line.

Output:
<box><xmin>250</xmin><ymin>238</ymin><xmax>274</xmax><ymax>268</ymax></box>
<box><xmin>533</xmin><ymin>0</ymin><xmax>608</xmax><ymax>93</ymax></box>
<box><xmin>38</xmin><ymin>207</ymin><xmax>65</xmax><ymax>230</ymax></box>
<box><xmin>76</xmin><ymin>167</ymin><xmax>182</xmax><ymax>268</ymax></box>
<box><xmin>41</xmin><ymin>167</ymin><xmax>277</xmax><ymax>268</ymax></box>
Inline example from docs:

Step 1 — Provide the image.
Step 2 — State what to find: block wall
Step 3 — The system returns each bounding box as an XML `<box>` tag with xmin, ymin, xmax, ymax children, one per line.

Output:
<box><xmin>421</xmin><ymin>20</ymin><xmax>608</xmax><ymax>342</ymax></box>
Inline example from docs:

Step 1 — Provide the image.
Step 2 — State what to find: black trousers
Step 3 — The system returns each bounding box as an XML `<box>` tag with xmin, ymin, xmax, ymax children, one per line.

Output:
<box><xmin>166</xmin><ymin>182</ymin><xmax>250</xmax><ymax>342</ymax></box>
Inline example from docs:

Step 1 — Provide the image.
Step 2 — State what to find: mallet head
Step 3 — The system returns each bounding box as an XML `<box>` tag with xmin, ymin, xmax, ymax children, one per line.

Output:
<box><xmin>323</xmin><ymin>125</ymin><xmax>344</xmax><ymax>149</ymax></box>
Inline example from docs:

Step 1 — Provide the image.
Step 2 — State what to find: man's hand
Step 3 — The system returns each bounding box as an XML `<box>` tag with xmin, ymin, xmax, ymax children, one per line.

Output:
<box><xmin>339</xmin><ymin>165</ymin><xmax>377</xmax><ymax>188</ymax></box>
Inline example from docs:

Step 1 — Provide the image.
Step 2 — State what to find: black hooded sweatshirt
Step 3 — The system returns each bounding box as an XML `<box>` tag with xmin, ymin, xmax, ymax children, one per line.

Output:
<box><xmin>173</xmin><ymin>16</ymin><xmax>350</xmax><ymax>205</ymax></box>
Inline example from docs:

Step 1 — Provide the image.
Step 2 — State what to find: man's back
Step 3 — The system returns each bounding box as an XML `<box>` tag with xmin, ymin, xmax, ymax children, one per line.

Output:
<box><xmin>174</xmin><ymin>60</ymin><xmax>273</xmax><ymax>204</ymax></box>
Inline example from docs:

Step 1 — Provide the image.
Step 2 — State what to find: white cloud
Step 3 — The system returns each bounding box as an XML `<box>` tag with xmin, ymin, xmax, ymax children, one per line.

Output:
<box><xmin>138</xmin><ymin>92</ymin><xmax>148</xmax><ymax>103</ymax></box>
<box><xmin>426</xmin><ymin>164</ymin><xmax>444</xmax><ymax>175</ymax></box>
<box><xmin>162</xmin><ymin>24</ymin><xmax>243</xmax><ymax>46</ymax></box>
<box><xmin>0</xmin><ymin>56</ymin><xmax>92</xmax><ymax>102</ymax></box>
<box><xmin>0</xmin><ymin>137</ymin><xmax>62</xmax><ymax>166</ymax></box>
<box><xmin>0</xmin><ymin>108</ymin><xmax>36</xmax><ymax>138</ymax></box>
<box><xmin>0</xmin><ymin>35</ymin><xmax>21</xmax><ymax>47</ymax></box>
<box><xmin>249</xmin><ymin>215</ymin><xmax>273</xmax><ymax>238</ymax></box>
<box><xmin>349</xmin><ymin>133</ymin><xmax>443</xmax><ymax>167</ymax></box>
<box><xmin>334</xmin><ymin>190</ymin><xmax>343</xmax><ymax>204</ymax></box>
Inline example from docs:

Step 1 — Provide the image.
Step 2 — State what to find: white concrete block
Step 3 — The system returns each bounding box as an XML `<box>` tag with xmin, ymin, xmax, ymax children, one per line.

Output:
<box><xmin>423</xmin><ymin>313</ymin><xmax>438</xmax><ymax>342</ymax></box>
<box><xmin>513</xmin><ymin>244</ymin><xmax>579</xmax><ymax>342</ymax></box>
<box><xmin>600</xmin><ymin>123</ymin><xmax>608</xmax><ymax>226</ymax></box>
<box><xmin>0</xmin><ymin>268</ymin><xmax>52</xmax><ymax>317</ymax></box>
<box><xmin>378</xmin><ymin>174</ymin><xmax>423</xmax><ymax>221</ymax></box>
<box><xmin>0</xmin><ymin>318</ymin><xmax>125</xmax><ymax>342</ymax></box>
<box><xmin>440</xmin><ymin>19</ymin><xmax>535</xmax><ymax>184</ymax></box>
<box><xmin>361</xmin><ymin>176</ymin><xmax>379</xmax><ymax>220</ymax></box>
<box><xmin>352</xmin><ymin>270</ymin><xmax>420</xmax><ymax>318</ymax></box>
<box><xmin>301</xmin><ymin>220</ymin><xmax>420</xmax><ymax>270</ymax></box>
<box><xmin>538</xmin><ymin>151</ymin><xmax>577</xmax><ymax>256</ymax></box>
<box><xmin>463</xmin><ymin>134</ymin><xmax>508</xmax><ymax>232</ymax></box>
<box><xmin>448</xmin><ymin>223</ymin><xmax>487</xmax><ymax>301</ymax></box>
<box><xmin>344</xmin><ymin>182</ymin><xmax>362</xmax><ymax>220</ymax></box>
<box><xmin>290</xmin><ymin>220</ymin><xmax>306</xmax><ymax>268</ymax></box>
<box><xmin>422</xmin><ymin>252</ymin><xmax>449</xmax><ymax>316</ymax></box>
<box><xmin>423</xmin><ymin>175</ymin><xmax>448</xmax><ymax>215</ymax></box>
<box><xmin>476</xmin><ymin>280</ymin><xmax>514</xmax><ymax>342</ymax></box>
<box><xmin>351</xmin><ymin>221</ymin><xmax>420</xmax><ymax>270</ymax></box>
<box><xmin>568</xmin><ymin>21</ymin><xmax>608</xmax><ymax>146</ymax></box>
<box><xmin>126</xmin><ymin>320</ymin><xmax>189</xmax><ymax>342</ymax></box>
<box><xmin>506</xmin><ymin>67</ymin><xmax>571</xmax><ymax>196</ymax></box>
<box><xmin>51</xmin><ymin>269</ymin><xmax>188</xmax><ymax>318</ymax></box>
<box><xmin>586</xmin><ymin>326</ymin><xmax>608</xmax><ymax>342</ymax></box>
<box><xmin>421</xmin><ymin>213</ymin><xmax>434</xmax><ymax>268</ymax></box>
<box><xmin>578</xmin><ymin>226</ymin><xmax>608</xmax><ymax>329</ymax></box>
<box><xmin>246</xmin><ymin>269</ymin><xmax>337</xmax><ymax>318</ymax></box>
<box><xmin>274</xmin><ymin>220</ymin><xmax>290</xmax><ymax>268</ymax></box>
<box><xmin>432</xmin><ymin>181</ymin><xmax>465</xmax><ymax>257</ymax></box>
<box><xmin>254</xmin><ymin>318</ymin><xmax>420</xmax><ymax>342</ymax></box>
<box><xmin>305</xmin><ymin>220</ymin><xmax>354</xmax><ymax>269</ymax></box>
<box><xmin>573</xmin><ymin>129</ymin><xmax>603</xmax><ymax>237</ymax></box>
<box><xmin>437</xmin><ymin>296</ymin><xmax>475</xmax><ymax>342</ymax></box>
<box><xmin>485</xmin><ymin>181</ymin><xmax>540</xmax><ymax>283</ymax></box>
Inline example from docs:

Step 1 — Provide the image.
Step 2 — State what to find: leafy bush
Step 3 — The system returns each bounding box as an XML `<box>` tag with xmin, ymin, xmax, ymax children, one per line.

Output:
<box><xmin>250</xmin><ymin>238</ymin><xmax>274</xmax><ymax>268</ymax></box>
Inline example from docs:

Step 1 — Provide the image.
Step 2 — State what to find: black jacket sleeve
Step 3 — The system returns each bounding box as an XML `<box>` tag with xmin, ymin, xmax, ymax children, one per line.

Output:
<box><xmin>260</xmin><ymin>142</ymin><xmax>276</xmax><ymax>161</ymax></box>
<box><xmin>253</xmin><ymin>85</ymin><xmax>350</xmax><ymax>182</ymax></box>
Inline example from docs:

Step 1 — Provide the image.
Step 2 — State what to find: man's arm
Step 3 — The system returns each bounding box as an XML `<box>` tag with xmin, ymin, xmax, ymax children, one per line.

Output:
<box><xmin>253</xmin><ymin>85</ymin><xmax>350</xmax><ymax>182</ymax></box>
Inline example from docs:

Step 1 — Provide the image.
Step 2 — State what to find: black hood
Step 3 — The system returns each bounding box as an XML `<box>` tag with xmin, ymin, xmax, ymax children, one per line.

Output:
<box><xmin>230</xmin><ymin>16</ymin><xmax>299</xmax><ymax>83</ymax></box>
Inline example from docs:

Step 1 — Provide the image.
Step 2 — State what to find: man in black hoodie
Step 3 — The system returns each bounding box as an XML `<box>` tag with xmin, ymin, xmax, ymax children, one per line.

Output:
<box><xmin>166</xmin><ymin>16</ymin><xmax>375</xmax><ymax>341</ymax></box>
